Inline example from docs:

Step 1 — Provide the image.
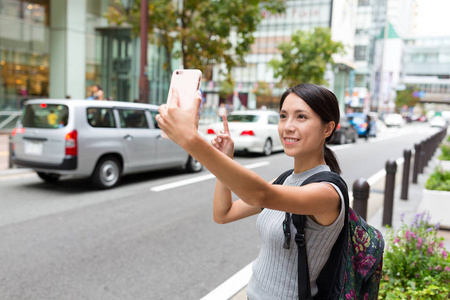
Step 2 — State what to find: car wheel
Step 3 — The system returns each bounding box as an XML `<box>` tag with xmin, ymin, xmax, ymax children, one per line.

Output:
<box><xmin>263</xmin><ymin>139</ymin><xmax>273</xmax><ymax>156</ymax></box>
<box><xmin>91</xmin><ymin>156</ymin><xmax>121</xmax><ymax>189</ymax></box>
<box><xmin>37</xmin><ymin>172</ymin><xmax>60</xmax><ymax>183</ymax></box>
<box><xmin>185</xmin><ymin>155</ymin><xmax>203</xmax><ymax>173</ymax></box>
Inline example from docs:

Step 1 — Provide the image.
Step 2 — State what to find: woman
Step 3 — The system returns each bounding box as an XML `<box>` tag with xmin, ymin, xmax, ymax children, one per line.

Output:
<box><xmin>156</xmin><ymin>83</ymin><xmax>345</xmax><ymax>299</ymax></box>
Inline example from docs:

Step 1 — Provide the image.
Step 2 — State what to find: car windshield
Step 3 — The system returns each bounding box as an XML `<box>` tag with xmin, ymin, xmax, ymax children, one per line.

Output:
<box><xmin>227</xmin><ymin>114</ymin><xmax>260</xmax><ymax>122</ymax></box>
<box><xmin>21</xmin><ymin>104</ymin><xmax>69</xmax><ymax>128</ymax></box>
<box><xmin>348</xmin><ymin>116</ymin><xmax>366</xmax><ymax>123</ymax></box>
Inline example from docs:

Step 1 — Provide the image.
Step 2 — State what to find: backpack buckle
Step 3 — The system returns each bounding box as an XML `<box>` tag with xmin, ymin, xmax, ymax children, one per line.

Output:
<box><xmin>283</xmin><ymin>232</ymin><xmax>291</xmax><ymax>249</ymax></box>
<box><xmin>295</xmin><ymin>233</ymin><xmax>305</xmax><ymax>247</ymax></box>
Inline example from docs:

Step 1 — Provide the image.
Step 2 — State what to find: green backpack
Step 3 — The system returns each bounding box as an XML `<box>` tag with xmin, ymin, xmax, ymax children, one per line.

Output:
<box><xmin>273</xmin><ymin>170</ymin><xmax>385</xmax><ymax>300</ymax></box>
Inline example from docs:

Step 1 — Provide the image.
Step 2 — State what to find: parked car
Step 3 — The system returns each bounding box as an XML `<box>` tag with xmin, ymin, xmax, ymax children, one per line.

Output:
<box><xmin>205</xmin><ymin>110</ymin><xmax>283</xmax><ymax>156</ymax></box>
<box><xmin>329</xmin><ymin>115</ymin><xmax>358</xmax><ymax>144</ymax></box>
<box><xmin>429</xmin><ymin>116</ymin><xmax>448</xmax><ymax>128</ymax></box>
<box><xmin>11</xmin><ymin>99</ymin><xmax>203</xmax><ymax>189</ymax></box>
<box><xmin>346</xmin><ymin>112</ymin><xmax>377</xmax><ymax>137</ymax></box>
<box><xmin>383</xmin><ymin>113</ymin><xmax>406</xmax><ymax>127</ymax></box>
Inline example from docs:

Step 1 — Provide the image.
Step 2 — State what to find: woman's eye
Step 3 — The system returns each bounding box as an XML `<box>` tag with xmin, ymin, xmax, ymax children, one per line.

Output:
<box><xmin>279</xmin><ymin>114</ymin><xmax>286</xmax><ymax>119</ymax></box>
<box><xmin>298</xmin><ymin>114</ymin><xmax>306</xmax><ymax>119</ymax></box>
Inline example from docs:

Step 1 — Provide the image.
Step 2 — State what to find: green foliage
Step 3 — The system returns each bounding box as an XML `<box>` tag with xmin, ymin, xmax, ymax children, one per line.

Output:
<box><xmin>105</xmin><ymin>0</ymin><xmax>286</xmax><ymax>74</ymax></box>
<box><xmin>219</xmin><ymin>73</ymin><xmax>235</xmax><ymax>99</ymax></box>
<box><xmin>267</xmin><ymin>27</ymin><xmax>345</xmax><ymax>87</ymax></box>
<box><xmin>395</xmin><ymin>85</ymin><xmax>420</xmax><ymax>109</ymax></box>
<box><xmin>438</xmin><ymin>143</ymin><xmax>450</xmax><ymax>161</ymax></box>
<box><xmin>425</xmin><ymin>168</ymin><xmax>450</xmax><ymax>191</ymax></box>
<box><xmin>379</xmin><ymin>211</ymin><xmax>450</xmax><ymax>299</ymax></box>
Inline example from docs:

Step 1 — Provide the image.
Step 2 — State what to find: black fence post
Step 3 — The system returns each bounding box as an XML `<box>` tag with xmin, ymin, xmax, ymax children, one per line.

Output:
<box><xmin>412</xmin><ymin>143</ymin><xmax>420</xmax><ymax>184</ymax></box>
<box><xmin>401</xmin><ymin>149</ymin><xmax>411</xmax><ymax>200</ymax></box>
<box><xmin>352</xmin><ymin>178</ymin><xmax>370</xmax><ymax>220</ymax></box>
<box><xmin>383</xmin><ymin>159</ymin><xmax>397</xmax><ymax>227</ymax></box>
<box><xmin>8</xmin><ymin>135</ymin><xmax>13</xmax><ymax>169</ymax></box>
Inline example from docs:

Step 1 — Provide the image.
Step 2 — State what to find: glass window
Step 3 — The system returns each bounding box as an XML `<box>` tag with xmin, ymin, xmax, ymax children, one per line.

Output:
<box><xmin>118</xmin><ymin>109</ymin><xmax>149</xmax><ymax>129</ymax></box>
<box><xmin>86</xmin><ymin>107</ymin><xmax>115</xmax><ymax>128</ymax></box>
<box><xmin>227</xmin><ymin>114</ymin><xmax>260</xmax><ymax>123</ymax></box>
<box><xmin>21</xmin><ymin>103</ymin><xmax>68</xmax><ymax>128</ymax></box>
<box><xmin>268</xmin><ymin>115</ymin><xmax>279</xmax><ymax>124</ymax></box>
<box><xmin>354</xmin><ymin>46</ymin><xmax>367</xmax><ymax>61</ymax></box>
<box><xmin>358</xmin><ymin>0</ymin><xmax>370</xmax><ymax>6</ymax></box>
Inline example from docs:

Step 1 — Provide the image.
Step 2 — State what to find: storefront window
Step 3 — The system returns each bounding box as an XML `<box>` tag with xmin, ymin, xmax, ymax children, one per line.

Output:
<box><xmin>0</xmin><ymin>0</ymin><xmax>50</xmax><ymax>110</ymax></box>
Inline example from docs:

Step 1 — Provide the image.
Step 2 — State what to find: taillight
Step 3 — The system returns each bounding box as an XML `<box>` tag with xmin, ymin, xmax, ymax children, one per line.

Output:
<box><xmin>336</xmin><ymin>123</ymin><xmax>341</xmax><ymax>130</ymax></box>
<box><xmin>207</xmin><ymin>128</ymin><xmax>215</xmax><ymax>135</ymax></box>
<box><xmin>360</xmin><ymin>123</ymin><xmax>368</xmax><ymax>128</ymax></box>
<box><xmin>240</xmin><ymin>130</ymin><xmax>254</xmax><ymax>136</ymax></box>
<box><xmin>65</xmin><ymin>130</ymin><xmax>77</xmax><ymax>156</ymax></box>
<box><xmin>12</xmin><ymin>127</ymin><xmax>25</xmax><ymax>136</ymax></box>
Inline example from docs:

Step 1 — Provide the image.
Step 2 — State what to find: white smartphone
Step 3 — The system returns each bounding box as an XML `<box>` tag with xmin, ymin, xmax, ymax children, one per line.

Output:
<box><xmin>161</xmin><ymin>69</ymin><xmax>202</xmax><ymax>138</ymax></box>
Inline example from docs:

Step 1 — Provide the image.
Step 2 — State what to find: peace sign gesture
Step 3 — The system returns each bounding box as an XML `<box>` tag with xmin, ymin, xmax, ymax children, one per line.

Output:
<box><xmin>211</xmin><ymin>115</ymin><xmax>234</xmax><ymax>159</ymax></box>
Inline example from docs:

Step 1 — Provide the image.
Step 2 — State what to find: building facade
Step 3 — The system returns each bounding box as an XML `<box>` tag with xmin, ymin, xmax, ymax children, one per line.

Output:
<box><xmin>202</xmin><ymin>0</ymin><xmax>357</xmax><ymax>115</ymax></box>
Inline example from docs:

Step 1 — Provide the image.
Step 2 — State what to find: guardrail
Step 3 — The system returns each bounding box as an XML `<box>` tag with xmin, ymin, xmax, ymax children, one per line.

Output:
<box><xmin>0</xmin><ymin>111</ymin><xmax>21</xmax><ymax>133</ymax></box>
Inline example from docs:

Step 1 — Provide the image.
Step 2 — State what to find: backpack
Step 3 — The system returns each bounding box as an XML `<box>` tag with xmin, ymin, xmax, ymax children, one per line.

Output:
<box><xmin>272</xmin><ymin>170</ymin><xmax>384</xmax><ymax>300</ymax></box>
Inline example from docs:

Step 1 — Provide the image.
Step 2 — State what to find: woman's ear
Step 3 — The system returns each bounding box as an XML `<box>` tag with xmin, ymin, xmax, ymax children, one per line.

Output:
<box><xmin>324</xmin><ymin>121</ymin><xmax>335</xmax><ymax>138</ymax></box>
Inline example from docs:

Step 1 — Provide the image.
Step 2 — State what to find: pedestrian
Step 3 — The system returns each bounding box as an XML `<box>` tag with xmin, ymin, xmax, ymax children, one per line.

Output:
<box><xmin>156</xmin><ymin>83</ymin><xmax>343</xmax><ymax>299</ymax></box>
<box><xmin>87</xmin><ymin>84</ymin><xmax>104</xmax><ymax>100</ymax></box>
<box><xmin>365</xmin><ymin>114</ymin><xmax>372</xmax><ymax>141</ymax></box>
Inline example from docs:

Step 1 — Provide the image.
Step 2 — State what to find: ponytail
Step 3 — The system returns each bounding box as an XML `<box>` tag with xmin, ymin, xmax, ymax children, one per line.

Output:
<box><xmin>324</xmin><ymin>145</ymin><xmax>341</xmax><ymax>174</ymax></box>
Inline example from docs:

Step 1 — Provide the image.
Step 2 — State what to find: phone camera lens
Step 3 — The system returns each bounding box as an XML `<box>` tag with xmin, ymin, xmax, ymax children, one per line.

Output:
<box><xmin>176</xmin><ymin>71</ymin><xmax>179</xmax><ymax>75</ymax></box>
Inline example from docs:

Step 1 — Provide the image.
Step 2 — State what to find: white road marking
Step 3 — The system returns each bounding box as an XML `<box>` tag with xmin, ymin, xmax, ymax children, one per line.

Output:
<box><xmin>150</xmin><ymin>161</ymin><xmax>270</xmax><ymax>192</ymax></box>
<box><xmin>200</xmin><ymin>263</ymin><xmax>253</xmax><ymax>300</ymax></box>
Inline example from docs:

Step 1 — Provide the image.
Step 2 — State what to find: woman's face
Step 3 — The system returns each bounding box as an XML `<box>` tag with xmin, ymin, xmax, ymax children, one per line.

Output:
<box><xmin>278</xmin><ymin>93</ymin><xmax>333</xmax><ymax>158</ymax></box>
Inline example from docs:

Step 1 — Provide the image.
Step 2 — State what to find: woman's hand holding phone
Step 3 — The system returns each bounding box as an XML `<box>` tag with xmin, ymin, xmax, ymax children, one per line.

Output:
<box><xmin>157</xmin><ymin>88</ymin><xmax>202</xmax><ymax>147</ymax></box>
<box><xmin>161</xmin><ymin>69</ymin><xmax>202</xmax><ymax>139</ymax></box>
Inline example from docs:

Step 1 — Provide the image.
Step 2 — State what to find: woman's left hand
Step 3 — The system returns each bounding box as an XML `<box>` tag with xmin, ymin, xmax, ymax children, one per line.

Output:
<box><xmin>156</xmin><ymin>88</ymin><xmax>202</xmax><ymax>147</ymax></box>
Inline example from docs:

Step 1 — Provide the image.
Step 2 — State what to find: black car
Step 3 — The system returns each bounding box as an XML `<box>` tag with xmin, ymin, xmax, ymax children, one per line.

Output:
<box><xmin>329</xmin><ymin>115</ymin><xmax>358</xmax><ymax>145</ymax></box>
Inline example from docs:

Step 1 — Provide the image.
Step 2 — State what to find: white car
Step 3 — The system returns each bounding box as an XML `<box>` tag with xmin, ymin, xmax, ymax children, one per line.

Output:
<box><xmin>384</xmin><ymin>113</ymin><xmax>406</xmax><ymax>127</ymax></box>
<box><xmin>205</xmin><ymin>110</ymin><xmax>284</xmax><ymax>156</ymax></box>
<box><xmin>429</xmin><ymin>116</ymin><xmax>448</xmax><ymax>128</ymax></box>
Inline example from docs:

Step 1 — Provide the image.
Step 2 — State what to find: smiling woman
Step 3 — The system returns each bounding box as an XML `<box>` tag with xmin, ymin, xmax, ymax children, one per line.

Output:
<box><xmin>154</xmin><ymin>83</ymin><xmax>372</xmax><ymax>298</ymax></box>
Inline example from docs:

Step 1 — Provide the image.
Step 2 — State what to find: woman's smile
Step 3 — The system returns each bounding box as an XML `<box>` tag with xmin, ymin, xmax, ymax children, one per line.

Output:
<box><xmin>284</xmin><ymin>137</ymin><xmax>300</xmax><ymax>145</ymax></box>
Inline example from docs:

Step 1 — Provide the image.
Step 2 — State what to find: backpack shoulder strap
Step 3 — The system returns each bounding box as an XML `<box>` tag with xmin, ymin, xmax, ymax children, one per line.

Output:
<box><xmin>294</xmin><ymin>171</ymin><xmax>350</xmax><ymax>300</ymax></box>
<box><xmin>272</xmin><ymin>169</ymin><xmax>294</xmax><ymax>185</ymax></box>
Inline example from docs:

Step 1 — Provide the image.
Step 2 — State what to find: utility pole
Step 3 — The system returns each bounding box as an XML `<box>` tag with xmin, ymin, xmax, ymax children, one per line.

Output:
<box><xmin>139</xmin><ymin>0</ymin><xmax>149</xmax><ymax>102</ymax></box>
<box><xmin>377</xmin><ymin>5</ymin><xmax>389</xmax><ymax>115</ymax></box>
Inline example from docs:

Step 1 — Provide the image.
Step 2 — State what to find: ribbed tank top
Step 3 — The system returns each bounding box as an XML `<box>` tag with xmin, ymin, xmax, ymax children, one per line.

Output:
<box><xmin>247</xmin><ymin>165</ymin><xmax>345</xmax><ymax>299</ymax></box>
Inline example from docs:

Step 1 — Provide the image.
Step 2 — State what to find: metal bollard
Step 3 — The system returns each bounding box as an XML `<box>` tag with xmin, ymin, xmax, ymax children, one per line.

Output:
<box><xmin>352</xmin><ymin>178</ymin><xmax>370</xmax><ymax>220</ymax></box>
<box><xmin>401</xmin><ymin>149</ymin><xmax>411</xmax><ymax>200</ymax></box>
<box><xmin>382</xmin><ymin>159</ymin><xmax>397</xmax><ymax>227</ymax></box>
<box><xmin>412</xmin><ymin>143</ymin><xmax>420</xmax><ymax>184</ymax></box>
<box><xmin>8</xmin><ymin>135</ymin><xmax>13</xmax><ymax>169</ymax></box>
<box><xmin>419</xmin><ymin>140</ymin><xmax>426</xmax><ymax>174</ymax></box>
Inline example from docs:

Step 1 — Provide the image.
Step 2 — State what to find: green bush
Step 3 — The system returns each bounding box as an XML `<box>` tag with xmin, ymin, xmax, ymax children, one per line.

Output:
<box><xmin>438</xmin><ymin>143</ymin><xmax>450</xmax><ymax>161</ymax></box>
<box><xmin>425</xmin><ymin>168</ymin><xmax>450</xmax><ymax>191</ymax></box>
<box><xmin>379</xmin><ymin>211</ymin><xmax>450</xmax><ymax>299</ymax></box>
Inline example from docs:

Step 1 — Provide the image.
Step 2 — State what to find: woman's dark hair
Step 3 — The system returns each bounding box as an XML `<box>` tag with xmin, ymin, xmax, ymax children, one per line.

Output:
<box><xmin>279</xmin><ymin>83</ymin><xmax>341</xmax><ymax>174</ymax></box>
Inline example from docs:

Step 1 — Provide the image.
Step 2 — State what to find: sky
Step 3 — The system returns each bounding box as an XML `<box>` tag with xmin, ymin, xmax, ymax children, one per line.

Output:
<box><xmin>414</xmin><ymin>0</ymin><xmax>450</xmax><ymax>36</ymax></box>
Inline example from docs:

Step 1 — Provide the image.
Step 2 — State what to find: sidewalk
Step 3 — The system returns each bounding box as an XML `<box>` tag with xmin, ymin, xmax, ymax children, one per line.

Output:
<box><xmin>229</xmin><ymin>149</ymin><xmax>450</xmax><ymax>300</ymax></box>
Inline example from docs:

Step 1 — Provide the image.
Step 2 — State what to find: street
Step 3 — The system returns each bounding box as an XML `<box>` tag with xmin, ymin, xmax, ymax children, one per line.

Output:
<box><xmin>0</xmin><ymin>123</ymin><xmax>440</xmax><ymax>300</ymax></box>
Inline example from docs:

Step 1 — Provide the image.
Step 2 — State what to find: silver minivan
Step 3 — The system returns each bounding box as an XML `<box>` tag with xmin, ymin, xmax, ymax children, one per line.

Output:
<box><xmin>11</xmin><ymin>99</ymin><xmax>203</xmax><ymax>189</ymax></box>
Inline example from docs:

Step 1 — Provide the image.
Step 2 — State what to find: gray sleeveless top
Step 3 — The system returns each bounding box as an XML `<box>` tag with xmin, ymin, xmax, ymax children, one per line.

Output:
<box><xmin>247</xmin><ymin>165</ymin><xmax>345</xmax><ymax>299</ymax></box>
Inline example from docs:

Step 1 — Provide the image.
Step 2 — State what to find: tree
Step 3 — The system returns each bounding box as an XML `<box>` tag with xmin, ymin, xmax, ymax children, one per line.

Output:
<box><xmin>395</xmin><ymin>85</ymin><xmax>420</xmax><ymax>109</ymax></box>
<box><xmin>267</xmin><ymin>27</ymin><xmax>345</xmax><ymax>87</ymax></box>
<box><xmin>105</xmin><ymin>0</ymin><xmax>285</xmax><ymax>77</ymax></box>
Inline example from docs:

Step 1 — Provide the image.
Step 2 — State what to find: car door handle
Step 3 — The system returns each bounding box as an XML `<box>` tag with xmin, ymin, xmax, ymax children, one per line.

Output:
<box><xmin>123</xmin><ymin>134</ymin><xmax>133</xmax><ymax>141</ymax></box>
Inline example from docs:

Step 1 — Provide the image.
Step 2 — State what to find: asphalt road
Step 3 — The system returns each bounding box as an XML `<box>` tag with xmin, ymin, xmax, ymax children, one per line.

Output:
<box><xmin>0</xmin><ymin>123</ymin><xmax>439</xmax><ymax>300</ymax></box>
